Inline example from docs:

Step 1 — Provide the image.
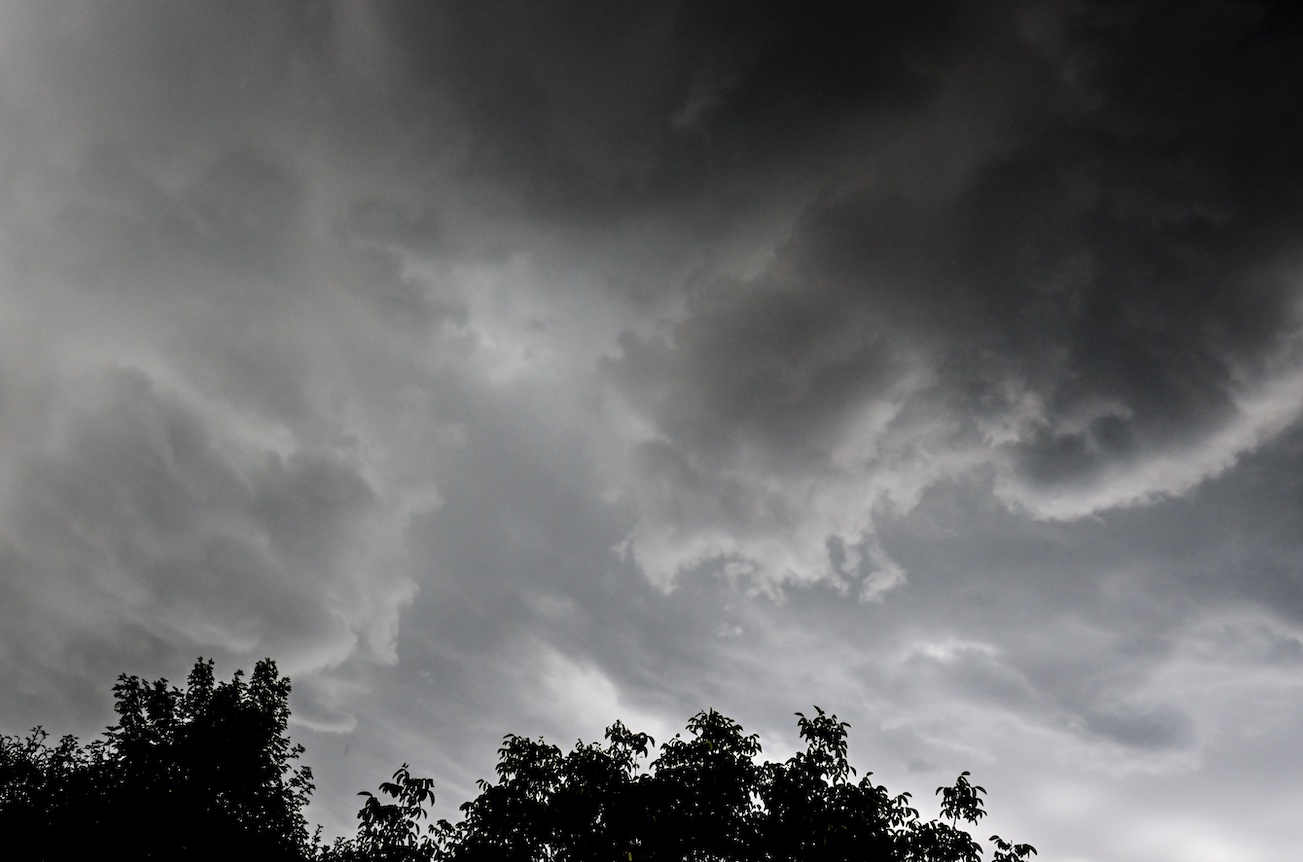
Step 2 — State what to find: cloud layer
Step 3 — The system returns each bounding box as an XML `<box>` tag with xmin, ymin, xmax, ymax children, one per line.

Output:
<box><xmin>2</xmin><ymin>3</ymin><xmax>1303</xmax><ymax>860</ymax></box>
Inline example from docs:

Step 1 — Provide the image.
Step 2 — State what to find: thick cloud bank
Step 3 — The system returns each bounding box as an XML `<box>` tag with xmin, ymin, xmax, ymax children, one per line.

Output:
<box><xmin>2</xmin><ymin>3</ymin><xmax>1303</xmax><ymax>860</ymax></box>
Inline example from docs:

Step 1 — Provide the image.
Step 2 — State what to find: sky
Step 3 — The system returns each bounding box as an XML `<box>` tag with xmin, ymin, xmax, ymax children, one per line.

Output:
<box><xmin>1</xmin><ymin>2</ymin><xmax>1302</xmax><ymax>859</ymax></box>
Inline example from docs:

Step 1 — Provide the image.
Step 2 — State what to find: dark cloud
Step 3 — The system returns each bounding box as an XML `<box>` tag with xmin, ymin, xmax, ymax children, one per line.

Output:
<box><xmin>1081</xmin><ymin>702</ymin><xmax>1194</xmax><ymax>751</ymax></box>
<box><xmin>369</xmin><ymin>0</ymin><xmax>981</xmax><ymax>221</ymax></box>
<box><xmin>605</xmin><ymin>284</ymin><xmax>901</xmax><ymax>469</ymax></box>
<box><xmin>3</xmin><ymin>3</ymin><xmax>1303</xmax><ymax>860</ymax></box>
<box><xmin>599</xmin><ymin>1</ymin><xmax>1303</xmax><ymax>583</ymax></box>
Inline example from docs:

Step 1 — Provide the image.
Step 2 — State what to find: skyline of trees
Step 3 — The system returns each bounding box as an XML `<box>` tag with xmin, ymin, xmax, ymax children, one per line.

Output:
<box><xmin>2</xmin><ymin>658</ymin><xmax>1035</xmax><ymax>862</ymax></box>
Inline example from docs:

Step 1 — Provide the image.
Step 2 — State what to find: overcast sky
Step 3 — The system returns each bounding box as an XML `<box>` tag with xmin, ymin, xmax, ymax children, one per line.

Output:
<box><xmin>3</xmin><ymin>2</ymin><xmax>1303</xmax><ymax>859</ymax></box>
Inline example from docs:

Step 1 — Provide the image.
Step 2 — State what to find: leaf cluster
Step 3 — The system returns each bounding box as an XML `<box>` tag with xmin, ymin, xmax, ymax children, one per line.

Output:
<box><xmin>1</xmin><ymin>658</ymin><xmax>315</xmax><ymax>861</ymax></box>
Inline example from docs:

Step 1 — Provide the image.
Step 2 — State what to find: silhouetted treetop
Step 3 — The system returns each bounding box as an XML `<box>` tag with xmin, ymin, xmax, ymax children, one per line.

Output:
<box><xmin>429</xmin><ymin>704</ymin><xmax>1036</xmax><ymax>862</ymax></box>
<box><xmin>1</xmin><ymin>658</ymin><xmax>313</xmax><ymax>861</ymax></box>
<box><xmin>2</xmin><ymin>659</ymin><xmax>1037</xmax><ymax>862</ymax></box>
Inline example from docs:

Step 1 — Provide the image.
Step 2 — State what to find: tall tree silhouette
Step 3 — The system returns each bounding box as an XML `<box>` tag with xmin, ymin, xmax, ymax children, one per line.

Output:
<box><xmin>1</xmin><ymin>658</ymin><xmax>314</xmax><ymax>861</ymax></box>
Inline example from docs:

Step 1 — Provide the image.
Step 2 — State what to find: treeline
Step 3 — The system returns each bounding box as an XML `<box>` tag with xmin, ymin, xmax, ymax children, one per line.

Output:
<box><xmin>0</xmin><ymin>658</ymin><xmax>1035</xmax><ymax>861</ymax></box>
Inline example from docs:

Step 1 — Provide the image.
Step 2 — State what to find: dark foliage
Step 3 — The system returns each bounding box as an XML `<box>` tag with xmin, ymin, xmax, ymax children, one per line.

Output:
<box><xmin>429</xmin><ymin>705</ymin><xmax>1036</xmax><ymax>862</ymax></box>
<box><xmin>2</xmin><ymin>659</ymin><xmax>1037</xmax><ymax>862</ymax></box>
<box><xmin>1</xmin><ymin>658</ymin><xmax>314</xmax><ymax>861</ymax></box>
<box><xmin>318</xmin><ymin>763</ymin><xmax>439</xmax><ymax>862</ymax></box>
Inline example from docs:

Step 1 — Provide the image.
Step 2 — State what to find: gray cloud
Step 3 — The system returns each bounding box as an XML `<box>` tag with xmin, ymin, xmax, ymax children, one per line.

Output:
<box><xmin>0</xmin><ymin>366</ymin><xmax>418</xmax><ymax>738</ymax></box>
<box><xmin>593</xmin><ymin>0</ymin><xmax>1303</xmax><ymax>595</ymax></box>
<box><xmin>3</xmin><ymin>3</ymin><xmax>1303</xmax><ymax>860</ymax></box>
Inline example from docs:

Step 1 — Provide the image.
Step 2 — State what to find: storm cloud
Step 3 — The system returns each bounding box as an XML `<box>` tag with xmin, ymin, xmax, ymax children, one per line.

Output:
<box><xmin>2</xmin><ymin>2</ymin><xmax>1303</xmax><ymax>860</ymax></box>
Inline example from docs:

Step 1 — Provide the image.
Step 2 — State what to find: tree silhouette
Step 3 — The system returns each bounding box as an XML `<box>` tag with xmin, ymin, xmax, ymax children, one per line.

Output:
<box><xmin>319</xmin><ymin>764</ymin><xmax>439</xmax><ymax>862</ymax></box>
<box><xmin>2</xmin><ymin>659</ymin><xmax>1037</xmax><ymax>862</ymax></box>
<box><xmin>432</xmin><ymin>705</ymin><xmax>1037</xmax><ymax>862</ymax></box>
<box><xmin>1</xmin><ymin>658</ymin><xmax>314</xmax><ymax>861</ymax></box>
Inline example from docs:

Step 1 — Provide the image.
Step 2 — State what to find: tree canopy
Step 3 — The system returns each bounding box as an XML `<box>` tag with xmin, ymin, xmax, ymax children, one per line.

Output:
<box><xmin>424</xmin><ymin>706</ymin><xmax>1036</xmax><ymax>862</ymax></box>
<box><xmin>1</xmin><ymin>658</ymin><xmax>315</xmax><ymax>861</ymax></box>
<box><xmin>1</xmin><ymin>658</ymin><xmax>1036</xmax><ymax>862</ymax></box>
